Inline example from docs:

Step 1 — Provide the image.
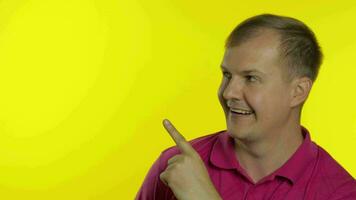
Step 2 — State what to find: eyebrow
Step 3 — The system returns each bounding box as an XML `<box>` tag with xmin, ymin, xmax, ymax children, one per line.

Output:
<box><xmin>220</xmin><ymin>65</ymin><xmax>266</xmax><ymax>76</ymax></box>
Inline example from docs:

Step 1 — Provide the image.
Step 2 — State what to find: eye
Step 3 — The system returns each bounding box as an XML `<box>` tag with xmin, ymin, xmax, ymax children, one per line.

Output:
<box><xmin>222</xmin><ymin>71</ymin><xmax>231</xmax><ymax>79</ymax></box>
<box><xmin>246</xmin><ymin>75</ymin><xmax>258</xmax><ymax>82</ymax></box>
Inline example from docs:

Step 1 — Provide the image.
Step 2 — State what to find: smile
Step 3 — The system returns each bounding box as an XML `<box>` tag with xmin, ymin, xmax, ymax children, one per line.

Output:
<box><xmin>230</xmin><ymin>108</ymin><xmax>254</xmax><ymax>115</ymax></box>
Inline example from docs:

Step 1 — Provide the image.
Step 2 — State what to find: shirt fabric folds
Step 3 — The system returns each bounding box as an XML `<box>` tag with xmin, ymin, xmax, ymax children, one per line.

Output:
<box><xmin>135</xmin><ymin>126</ymin><xmax>356</xmax><ymax>199</ymax></box>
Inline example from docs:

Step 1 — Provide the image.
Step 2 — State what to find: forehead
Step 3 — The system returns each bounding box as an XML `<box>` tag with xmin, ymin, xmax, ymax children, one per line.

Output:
<box><xmin>221</xmin><ymin>30</ymin><xmax>283</xmax><ymax>76</ymax></box>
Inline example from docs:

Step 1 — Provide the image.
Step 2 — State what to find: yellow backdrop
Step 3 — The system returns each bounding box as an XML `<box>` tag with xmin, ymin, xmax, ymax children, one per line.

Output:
<box><xmin>0</xmin><ymin>0</ymin><xmax>355</xmax><ymax>199</ymax></box>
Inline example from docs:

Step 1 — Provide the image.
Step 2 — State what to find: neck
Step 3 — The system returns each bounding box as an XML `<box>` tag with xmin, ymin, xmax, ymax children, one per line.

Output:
<box><xmin>233</xmin><ymin>122</ymin><xmax>304</xmax><ymax>183</ymax></box>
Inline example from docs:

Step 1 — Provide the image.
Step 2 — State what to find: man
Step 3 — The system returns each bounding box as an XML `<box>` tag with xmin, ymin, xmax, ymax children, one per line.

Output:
<box><xmin>135</xmin><ymin>14</ymin><xmax>356</xmax><ymax>199</ymax></box>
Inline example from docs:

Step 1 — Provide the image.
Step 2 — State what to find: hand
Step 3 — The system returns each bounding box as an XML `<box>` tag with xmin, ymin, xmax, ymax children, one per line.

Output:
<box><xmin>159</xmin><ymin>119</ymin><xmax>222</xmax><ymax>200</ymax></box>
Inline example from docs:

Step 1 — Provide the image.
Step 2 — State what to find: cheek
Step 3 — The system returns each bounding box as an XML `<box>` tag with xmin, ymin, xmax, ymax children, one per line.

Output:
<box><xmin>248</xmin><ymin>89</ymin><xmax>282</xmax><ymax>111</ymax></box>
<box><xmin>252</xmin><ymin>90</ymin><xmax>289</xmax><ymax>120</ymax></box>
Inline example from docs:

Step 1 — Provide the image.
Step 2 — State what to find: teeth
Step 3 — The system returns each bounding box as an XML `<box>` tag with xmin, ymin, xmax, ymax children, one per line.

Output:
<box><xmin>231</xmin><ymin>108</ymin><xmax>253</xmax><ymax>115</ymax></box>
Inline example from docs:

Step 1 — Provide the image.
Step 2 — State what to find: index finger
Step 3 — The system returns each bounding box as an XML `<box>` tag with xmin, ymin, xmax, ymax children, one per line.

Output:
<box><xmin>162</xmin><ymin>119</ymin><xmax>195</xmax><ymax>155</ymax></box>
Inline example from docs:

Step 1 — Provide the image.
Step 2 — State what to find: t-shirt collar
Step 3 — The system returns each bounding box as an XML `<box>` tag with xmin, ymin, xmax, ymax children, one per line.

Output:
<box><xmin>209</xmin><ymin>126</ymin><xmax>318</xmax><ymax>184</ymax></box>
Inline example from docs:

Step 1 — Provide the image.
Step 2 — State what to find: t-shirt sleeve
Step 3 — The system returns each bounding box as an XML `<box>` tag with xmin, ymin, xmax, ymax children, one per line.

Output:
<box><xmin>135</xmin><ymin>152</ymin><xmax>175</xmax><ymax>200</ymax></box>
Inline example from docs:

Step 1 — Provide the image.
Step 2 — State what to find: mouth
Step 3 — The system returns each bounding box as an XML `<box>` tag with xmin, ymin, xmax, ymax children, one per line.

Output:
<box><xmin>229</xmin><ymin>108</ymin><xmax>254</xmax><ymax>116</ymax></box>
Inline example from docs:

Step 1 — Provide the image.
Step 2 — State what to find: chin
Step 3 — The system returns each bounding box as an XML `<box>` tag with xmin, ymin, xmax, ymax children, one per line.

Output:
<box><xmin>227</xmin><ymin>127</ymin><xmax>248</xmax><ymax>139</ymax></box>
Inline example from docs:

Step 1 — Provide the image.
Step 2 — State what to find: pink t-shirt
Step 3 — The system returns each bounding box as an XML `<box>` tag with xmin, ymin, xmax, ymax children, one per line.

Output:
<box><xmin>135</xmin><ymin>126</ymin><xmax>356</xmax><ymax>199</ymax></box>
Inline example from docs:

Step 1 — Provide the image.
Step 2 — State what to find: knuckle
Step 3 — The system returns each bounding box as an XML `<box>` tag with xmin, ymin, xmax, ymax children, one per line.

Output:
<box><xmin>159</xmin><ymin>172</ymin><xmax>169</xmax><ymax>186</ymax></box>
<box><xmin>159</xmin><ymin>171</ymin><xmax>167</xmax><ymax>181</ymax></box>
<box><xmin>167</xmin><ymin>155</ymin><xmax>177</xmax><ymax>164</ymax></box>
<box><xmin>164</xmin><ymin>172</ymin><xmax>174</xmax><ymax>182</ymax></box>
<box><xmin>159</xmin><ymin>171</ymin><xmax>165</xmax><ymax>179</ymax></box>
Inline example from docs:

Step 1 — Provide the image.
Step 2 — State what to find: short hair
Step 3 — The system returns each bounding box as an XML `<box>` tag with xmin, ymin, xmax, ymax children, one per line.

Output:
<box><xmin>225</xmin><ymin>13</ymin><xmax>323</xmax><ymax>82</ymax></box>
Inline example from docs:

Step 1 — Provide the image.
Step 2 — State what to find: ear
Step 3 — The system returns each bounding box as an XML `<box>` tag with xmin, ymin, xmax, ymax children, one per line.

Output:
<box><xmin>289</xmin><ymin>76</ymin><xmax>313</xmax><ymax>108</ymax></box>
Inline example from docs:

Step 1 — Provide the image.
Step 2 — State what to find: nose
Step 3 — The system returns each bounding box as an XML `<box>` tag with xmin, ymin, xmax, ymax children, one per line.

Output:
<box><xmin>222</xmin><ymin>77</ymin><xmax>244</xmax><ymax>101</ymax></box>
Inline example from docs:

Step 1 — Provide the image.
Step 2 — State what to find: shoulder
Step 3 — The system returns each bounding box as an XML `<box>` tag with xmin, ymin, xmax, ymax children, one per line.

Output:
<box><xmin>159</xmin><ymin>130</ymin><xmax>225</xmax><ymax>164</ymax></box>
<box><xmin>312</xmin><ymin>143</ymin><xmax>356</xmax><ymax>198</ymax></box>
<box><xmin>316</xmin><ymin>144</ymin><xmax>355</xmax><ymax>182</ymax></box>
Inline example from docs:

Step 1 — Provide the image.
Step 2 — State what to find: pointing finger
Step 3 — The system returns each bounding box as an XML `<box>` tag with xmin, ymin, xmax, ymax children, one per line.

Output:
<box><xmin>162</xmin><ymin>119</ymin><xmax>196</xmax><ymax>155</ymax></box>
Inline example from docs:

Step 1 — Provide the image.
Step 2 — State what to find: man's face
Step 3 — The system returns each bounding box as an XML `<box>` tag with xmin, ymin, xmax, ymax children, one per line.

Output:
<box><xmin>218</xmin><ymin>30</ymin><xmax>294</xmax><ymax>142</ymax></box>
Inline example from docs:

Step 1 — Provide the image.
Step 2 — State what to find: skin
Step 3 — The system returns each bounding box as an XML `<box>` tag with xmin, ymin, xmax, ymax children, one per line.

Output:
<box><xmin>159</xmin><ymin>28</ymin><xmax>313</xmax><ymax>199</ymax></box>
<box><xmin>218</xmin><ymin>28</ymin><xmax>313</xmax><ymax>183</ymax></box>
<box><xmin>160</xmin><ymin>119</ymin><xmax>222</xmax><ymax>200</ymax></box>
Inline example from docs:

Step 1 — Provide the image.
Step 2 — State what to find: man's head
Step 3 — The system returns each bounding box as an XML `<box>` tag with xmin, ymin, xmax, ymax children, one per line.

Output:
<box><xmin>217</xmin><ymin>14</ymin><xmax>323</xmax><ymax>142</ymax></box>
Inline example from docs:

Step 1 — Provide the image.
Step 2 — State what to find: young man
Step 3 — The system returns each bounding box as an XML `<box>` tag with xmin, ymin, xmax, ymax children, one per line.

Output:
<box><xmin>135</xmin><ymin>14</ymin><xmax>356</xmax><ymax>200</ymax></box>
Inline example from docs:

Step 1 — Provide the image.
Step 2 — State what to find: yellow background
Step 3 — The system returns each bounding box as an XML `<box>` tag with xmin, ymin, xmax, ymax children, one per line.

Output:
<box><xmin>0</xmin><ymin>0</ymin><xmax>355</xmax><ymax>199</ymax></box>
